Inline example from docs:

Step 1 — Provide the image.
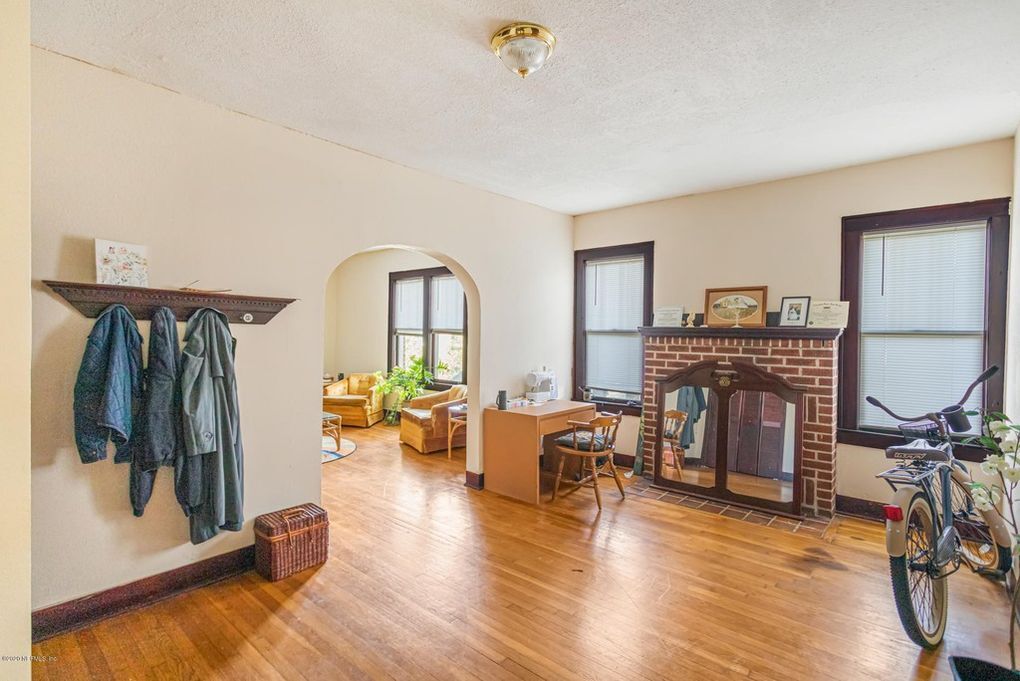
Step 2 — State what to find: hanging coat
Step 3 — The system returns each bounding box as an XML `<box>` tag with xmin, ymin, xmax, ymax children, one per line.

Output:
<box><xmin>73</xmin><ymin>304</ymin><xmax>143</xmax><ymax>464</ymax></box>
<box><xmin>178</xmin><ymin>308</ymin><xmax>244</xmax><ymax>544</ymax></box>
<box><xmin>675</xmin><ymin>385</ymin><xmax>707</xmax><ymax>448</ymax></box>
<box><xmin>130</xmin><ymin>306</ymin><xmax>183</xmax><ymax>517</ymax></box>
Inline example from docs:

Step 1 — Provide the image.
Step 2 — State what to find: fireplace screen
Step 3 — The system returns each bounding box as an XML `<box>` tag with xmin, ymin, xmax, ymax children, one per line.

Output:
<box><xmin>653</xmin><ymin>361</ymin><xmax>804</xmax><ymax>516</ymax></box>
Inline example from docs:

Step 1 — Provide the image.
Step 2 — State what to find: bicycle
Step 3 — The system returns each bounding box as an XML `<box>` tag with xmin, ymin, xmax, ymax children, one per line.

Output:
<box><xmin>870</xmin><ymin>366</ymin><xmax>1013</xmax><ymax>649</ymax></box>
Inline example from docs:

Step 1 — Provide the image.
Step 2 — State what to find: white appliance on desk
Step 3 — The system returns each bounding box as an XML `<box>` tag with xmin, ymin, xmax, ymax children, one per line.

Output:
<box><xmin>525</xmin><ymin>368</ymin><xmax>558</xmax><ymax>403</ymax></box>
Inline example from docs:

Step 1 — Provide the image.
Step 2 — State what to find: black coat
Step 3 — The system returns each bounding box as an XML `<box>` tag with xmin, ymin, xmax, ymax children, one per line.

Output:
<box><xmin>130</xmin><ymin>307</ymin><xmax>183</xmax><ymax>516</ymax></box>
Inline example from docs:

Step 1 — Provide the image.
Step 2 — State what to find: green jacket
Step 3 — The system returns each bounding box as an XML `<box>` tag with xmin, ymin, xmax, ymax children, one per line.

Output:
<box><xmin>179</xmin><ymin>308</ymin><xmax>244</xmax><ymax>544</ymax></box>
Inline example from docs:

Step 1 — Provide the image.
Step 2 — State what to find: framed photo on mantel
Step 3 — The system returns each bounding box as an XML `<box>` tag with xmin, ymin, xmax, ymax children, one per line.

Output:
<box><xmin>779</xmin><ymin>296</ymin><xmax>811</xmax><ymax>327</ymax></box>
<box><xmin>704</xmin><ymin>286</ymin><xmax>767</xmax><ymax>328</ymax></box>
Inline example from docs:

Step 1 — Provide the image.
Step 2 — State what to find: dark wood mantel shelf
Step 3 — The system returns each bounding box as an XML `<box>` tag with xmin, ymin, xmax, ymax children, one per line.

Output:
<box><xmin>43</xmin><ymin>280</ymin><xmax>296</xmax><ymax>325</ymax></box>
<box><xmin>639</xmin><ymin>326</ymin><xmax>843</xmax><ymax>340</ymax></box>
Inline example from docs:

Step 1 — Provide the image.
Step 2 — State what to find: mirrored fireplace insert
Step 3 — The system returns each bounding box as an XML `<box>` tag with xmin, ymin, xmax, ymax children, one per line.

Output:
<box><xmin>653</xmin><ymin>359</ymin><xmax>806</xmax><ymax>517</ymax></box>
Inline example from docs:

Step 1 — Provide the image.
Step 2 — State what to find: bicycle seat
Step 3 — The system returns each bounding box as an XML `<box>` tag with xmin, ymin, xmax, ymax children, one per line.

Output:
<box><xmin>886</xmin><ymin>439</ymin><xmax>951</xmax><ymax>461</ymax></box>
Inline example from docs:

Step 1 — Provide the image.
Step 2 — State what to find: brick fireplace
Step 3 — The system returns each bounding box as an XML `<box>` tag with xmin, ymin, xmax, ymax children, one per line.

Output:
<box><xmin>640</xmin><ymin>327</ymin><xmax>842</xmax><ymax>517</ymax></box>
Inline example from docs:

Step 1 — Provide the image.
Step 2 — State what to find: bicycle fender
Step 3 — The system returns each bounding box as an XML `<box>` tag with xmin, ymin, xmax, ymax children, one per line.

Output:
<box><xmin>886</xmin><ymin>485</ymin><xmax>922</xmax><ymax>558</ymax></box>
<box><xmin>950</xmin><ymin>466</ymin><xmax>1014</xmax><ymax>550</ymax></box>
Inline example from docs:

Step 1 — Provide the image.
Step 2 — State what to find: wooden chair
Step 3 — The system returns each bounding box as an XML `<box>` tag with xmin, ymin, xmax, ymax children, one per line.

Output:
<box><xmin>551</xmin><ymin>412</ymin><xmax>624</xmax><ymax>510</ymax></box>
<box><xmin>663</xmin><ymin>409</ymin><xmax>689</xmax><ymax>476</ymax></box>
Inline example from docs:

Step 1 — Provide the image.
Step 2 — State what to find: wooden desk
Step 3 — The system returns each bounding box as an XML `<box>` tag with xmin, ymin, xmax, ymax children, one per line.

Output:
<box><xmin>483</xmin><ymin>400</ymin><xmax>596</xmax><ymax>504</ymax></box>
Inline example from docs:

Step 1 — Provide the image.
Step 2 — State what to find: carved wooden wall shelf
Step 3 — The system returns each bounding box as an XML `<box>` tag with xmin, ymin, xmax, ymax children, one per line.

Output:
<box><xmin>43</xmin><ymin>281</ymin><xmax>296</xmax><ymax>325</ymax></box>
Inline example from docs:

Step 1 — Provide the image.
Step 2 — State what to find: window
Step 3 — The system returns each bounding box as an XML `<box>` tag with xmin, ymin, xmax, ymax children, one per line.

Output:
<box><xmin>839</xmin><ymin>198</ymin><xmax>1010</xmax><ymax>459</ymax></box>
<box><xmin>574</xmin><ymin>242</ymin><xmax>653</xmax><ymax>415</ymax></box>
<box><xmin>392</xmin><ymin>276</ymin><xmax>424</xmax><ymax>370</ymax></box>
<box><xmin>388</xmin><ymin>267</ymin><xmax>466</xmax><ymax>385</ymax></box>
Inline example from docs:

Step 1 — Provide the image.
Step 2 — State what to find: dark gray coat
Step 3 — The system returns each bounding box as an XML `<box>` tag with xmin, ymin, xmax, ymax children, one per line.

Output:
<box><xmin>130</xmin><ymin>306</ymin><xmax>183</xmax><ymax>516</ymax></box>
<box><xmin>178</xmin><ymin>308</ymin><xmax>244</xmax><ymax>544</ymax></box>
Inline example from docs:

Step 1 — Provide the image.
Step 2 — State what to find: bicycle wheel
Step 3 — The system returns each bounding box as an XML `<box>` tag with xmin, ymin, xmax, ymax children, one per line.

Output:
<box><xmin>937</xmin><ymin>474</ymin><xmax>1012</xmax><ymax>573</ymax></box>
<box><xmin>889</xmin><ymin>492</ymin><xmax>948</xmax><ymax>649</ymax></box>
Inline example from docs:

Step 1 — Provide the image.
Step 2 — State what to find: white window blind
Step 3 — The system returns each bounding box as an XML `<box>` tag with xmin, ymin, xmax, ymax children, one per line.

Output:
<box><xmin>585</xmin><ymin>256</ymin><xmax>644</xmax><ymax>395</ymax></box>
<box><xmin>430</xmin><ymin>275</ymin><xmax>464</xmax><ymax>331</ymax></box>
<box><xmin>858</xmin><ymin>222</ymin><xmax>986</xmax><ymax>431</ymax></box>
<box><xmin>393</xmin><ymin>277</ymin><xmax>423</xmax><ymax>332</ymax></box>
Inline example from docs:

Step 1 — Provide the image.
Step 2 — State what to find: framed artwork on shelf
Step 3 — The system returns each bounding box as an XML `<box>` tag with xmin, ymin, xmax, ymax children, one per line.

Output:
<box><xmin>779</xmin><ymin>296</ymin><xmax>811</xmax><ymax>327</ymax></box>
<box><xmin>704</xmin><ymin>286</ymin><xmax>768</xmax><ymax>328</ymax></box>
<box><xmin>94</xmin><ymin>239</ymin><xmax>149</xmax><ymax>287</ymax></box>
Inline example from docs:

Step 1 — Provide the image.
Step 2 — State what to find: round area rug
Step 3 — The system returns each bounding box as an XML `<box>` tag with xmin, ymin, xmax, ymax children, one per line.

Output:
<box><xmin>322</xmin><ymin>436</ymin><xmax>356</xmax><ymax>463</ymax></box>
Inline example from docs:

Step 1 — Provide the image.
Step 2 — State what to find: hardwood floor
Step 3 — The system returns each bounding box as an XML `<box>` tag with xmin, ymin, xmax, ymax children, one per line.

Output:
<box><xmin>33</xmin><ymin>424</ymin><xmax>1011</xmax><ymax>680</ymax></box>
<box><xmin>657</xmin><ymin>465</ymin><xmax>793</xmax><ymax>503</ymax></box>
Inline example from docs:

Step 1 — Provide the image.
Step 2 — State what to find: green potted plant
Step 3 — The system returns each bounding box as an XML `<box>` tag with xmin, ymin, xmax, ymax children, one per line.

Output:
<box><xmin>375</xmin><ymin>356</ymin><xmax>447</xmax><ymax>425</ymax></box>
<box><xmin>958</xmin><ymin>413</ymin><xmax>1020</xmax><ymax>680</ymax></box>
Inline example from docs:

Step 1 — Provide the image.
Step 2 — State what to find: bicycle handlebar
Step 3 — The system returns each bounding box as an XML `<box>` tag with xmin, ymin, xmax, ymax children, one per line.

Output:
<box><xmin>865</xmin><ymin>365</ymin><xmax>999</xmax><ymax>424</ymax></box>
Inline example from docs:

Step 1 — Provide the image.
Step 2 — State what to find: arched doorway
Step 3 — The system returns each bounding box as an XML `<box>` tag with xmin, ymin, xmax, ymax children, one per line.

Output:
<box><xmin>320</xmin><ymin>245</ymin><xmax>482</xmax><ymax>477</ymax></box>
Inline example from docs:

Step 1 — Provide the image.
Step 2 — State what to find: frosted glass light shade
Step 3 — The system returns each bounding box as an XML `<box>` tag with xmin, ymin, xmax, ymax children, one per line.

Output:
<box><xmin>490</xmin><ymin>23</ymin><xmax>556</xmax><ymax>79</ymax></box>
<box><xmin>498</xmin><ymin>37</ymin><xmax>551</xmax><ymax>78</ymax></box>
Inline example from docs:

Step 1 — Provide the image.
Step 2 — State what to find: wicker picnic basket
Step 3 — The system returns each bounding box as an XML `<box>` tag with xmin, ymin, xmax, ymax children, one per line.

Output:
<box><xmin>254</xmin><ymin>503</ymin><xmax>329</xmax><ymax>581</ymax></box>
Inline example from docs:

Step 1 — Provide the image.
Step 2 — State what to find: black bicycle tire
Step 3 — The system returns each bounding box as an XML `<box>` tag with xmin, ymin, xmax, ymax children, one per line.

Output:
<box><xmin>889</xmin><ymin>493</ymin><xmax>948</xmax><ymax>649</ymax></box>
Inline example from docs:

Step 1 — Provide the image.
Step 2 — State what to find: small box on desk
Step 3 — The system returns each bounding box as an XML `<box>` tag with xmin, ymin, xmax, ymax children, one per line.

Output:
<box><xmin>254</xmin><ymin>503</ymin><xmax>329</xmax><ymax>581</ymax></box>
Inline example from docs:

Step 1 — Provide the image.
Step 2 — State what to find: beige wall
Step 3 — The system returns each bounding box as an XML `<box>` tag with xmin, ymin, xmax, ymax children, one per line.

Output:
<box><xmin>1009</xmin><ymin>125</ymin><xmax>1020</xmax><ymax>418</ymax></box>
<box><xmin>323</xmin><ymin>249</ymin><xmax>439</xmax><ymax>377</ymax></box>
<box><xmin>31</xmin><ymin>48</ymin><xmax>574</xmax><ymax>609</ymax></box>
<box><xmin>0</xmin><ymin>0</ymin><xmax>33</xmax><ymax>671</ymax></box>
<box><xmin>575</xmin><ymin>138</ymin><xmax>1015</xmax><ymax>501</ymax></box>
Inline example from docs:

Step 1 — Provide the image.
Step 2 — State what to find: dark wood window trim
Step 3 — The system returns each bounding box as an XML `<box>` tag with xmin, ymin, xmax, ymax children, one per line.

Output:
<box><xmin>387</xmin><ymin>266</ymin><xmax>468</xmax><ymax>389</ymax></box>
<box><xmin>573</xmin><ymin>241</ymin><xmax>654</xmax><ymax>417</ymax></box>
<box><xmin>839</xmin><ymin>197</ymin><xmax>1010</xmax><ymax>463</ymax></box>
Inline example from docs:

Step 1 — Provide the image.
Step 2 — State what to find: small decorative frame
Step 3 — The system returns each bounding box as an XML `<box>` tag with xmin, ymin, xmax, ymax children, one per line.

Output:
<box><xmin>704</xmin><ymin>286</ymin><xmax>768</xmax><ymax>328</ymax></box>
<box><xmin>94</xmin><ymin>239</ymin><xmax>149</xmax><ymax>287</ymax></box>
<box><xmin>778</xmin><ymin>296</ymin><xmax>811</xmax><ymax>327</ymax></box>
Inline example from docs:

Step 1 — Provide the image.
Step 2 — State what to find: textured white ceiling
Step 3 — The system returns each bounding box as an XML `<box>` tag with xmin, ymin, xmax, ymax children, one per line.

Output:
<box><xmin>32</xmin><ymin>1</ymin><xmax>1020</xmax><ymax>214</ymax></box>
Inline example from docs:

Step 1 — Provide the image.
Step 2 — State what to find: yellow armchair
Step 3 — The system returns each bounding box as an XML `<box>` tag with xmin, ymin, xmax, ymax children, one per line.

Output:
<box><xmin>399</xmin><ymin>385</ymin><xmax>467</xmax><ymax>454</ymax></box>
<box><xmin>322</xmin><ymin>373</ymin><xmax>383</xmax><ymax>427</ymax></box>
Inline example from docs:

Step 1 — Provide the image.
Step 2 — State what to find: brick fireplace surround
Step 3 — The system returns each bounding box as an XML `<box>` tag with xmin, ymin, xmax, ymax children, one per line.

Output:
<box><xmin>640</xmin><ymin>327</ymin><xmax>842</xmax><ymax>517</ymax></box>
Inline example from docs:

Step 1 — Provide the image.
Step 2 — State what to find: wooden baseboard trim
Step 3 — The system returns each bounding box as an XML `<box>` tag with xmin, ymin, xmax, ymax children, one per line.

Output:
<box><xmin>613</xmin><ymin>453</ymin><xmax>636</xmax><ymax>468</ymax></box>
<box><xmin>32</xmin><ymin>545</ymin><xmax>255</xmax><ymax>643</ymax></box>
<box><xmin>835</xmin><ymin>494</ymin><xmax>885</xmax><ymax>522</ymax></box>
<box><xmin>464</xmin><ymin>471</ymin><xmax>484</xmax><ymax>490</ymax></box>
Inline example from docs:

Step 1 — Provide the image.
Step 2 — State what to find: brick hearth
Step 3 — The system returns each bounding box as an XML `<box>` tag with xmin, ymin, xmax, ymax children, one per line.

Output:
<box><xmin>640</xmin><ymin>327</ymin><xmax>841</xmax><ymax>517</ymax></box>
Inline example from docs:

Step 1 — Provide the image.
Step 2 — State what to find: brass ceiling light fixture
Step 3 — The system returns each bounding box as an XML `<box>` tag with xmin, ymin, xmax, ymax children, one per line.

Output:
<box><xmin>490</xmin><ymin>22</ymin><xmax>556</xmax><ymax>78</ymax></box>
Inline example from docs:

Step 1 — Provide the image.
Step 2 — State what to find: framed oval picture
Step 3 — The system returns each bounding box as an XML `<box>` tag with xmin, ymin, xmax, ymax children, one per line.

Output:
<box><xmin>704</xmin><ymin>286</ymin><xmax>768</xmax><ymax>327</ymax></box>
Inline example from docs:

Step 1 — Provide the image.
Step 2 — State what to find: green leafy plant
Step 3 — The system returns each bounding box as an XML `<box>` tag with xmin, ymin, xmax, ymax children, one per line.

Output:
<box><xmin>966</xmin><ymin>411</ymin><xmax>1020</xmax><ymax>669</ymax></box>
<box><xmin>375</xmin><ymin>356</ymin><xmax>448</xmax><ymax>424</ymax></box>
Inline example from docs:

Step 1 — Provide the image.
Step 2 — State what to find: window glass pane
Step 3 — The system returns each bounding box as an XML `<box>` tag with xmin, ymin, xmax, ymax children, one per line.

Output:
<box><xmin>585</xmin><ymin>256</ymin><xmax>644</xmax><ymax>330</ymax></box>
<box><xmin>394</xmin><ymin>333</ymin><xmax>423</xmax><ymax>369</ymax></box>
<box><xmin>859</xmin><ymin>334</ymin><xmax>983</xmax><ymax>432</ymax></box>
<box><xmin>860</xmin><ymin>223</ymin><xmax>986</xmax><ymax>333</ymax></box>
<box><xmin>394</xmin><ymin>278</ymin><xmax>424</xmax><ymax>331</ymax></box>
<box><xmin>583</xmin><ymin>254</ymin><xmax>645</xmax><ymax>397</ymax></box>
<box><xmin>430</xmin><ymin>275</ymin><xmax>464</xmax><ymax>330</ymax></box>
<box><xmin>586</xmin><ymin>332</ymin><xmax>642</xmax><ymax>395</ymax></box>
<box><xmin>858</xmin><ymin>221</ymin><xmax>987</xmax><ymax>431</ymax></box>
<box><xmin>433</xmin><ymin>332</ymin><xmax>464</xmax><ymax>382</ymax></box>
